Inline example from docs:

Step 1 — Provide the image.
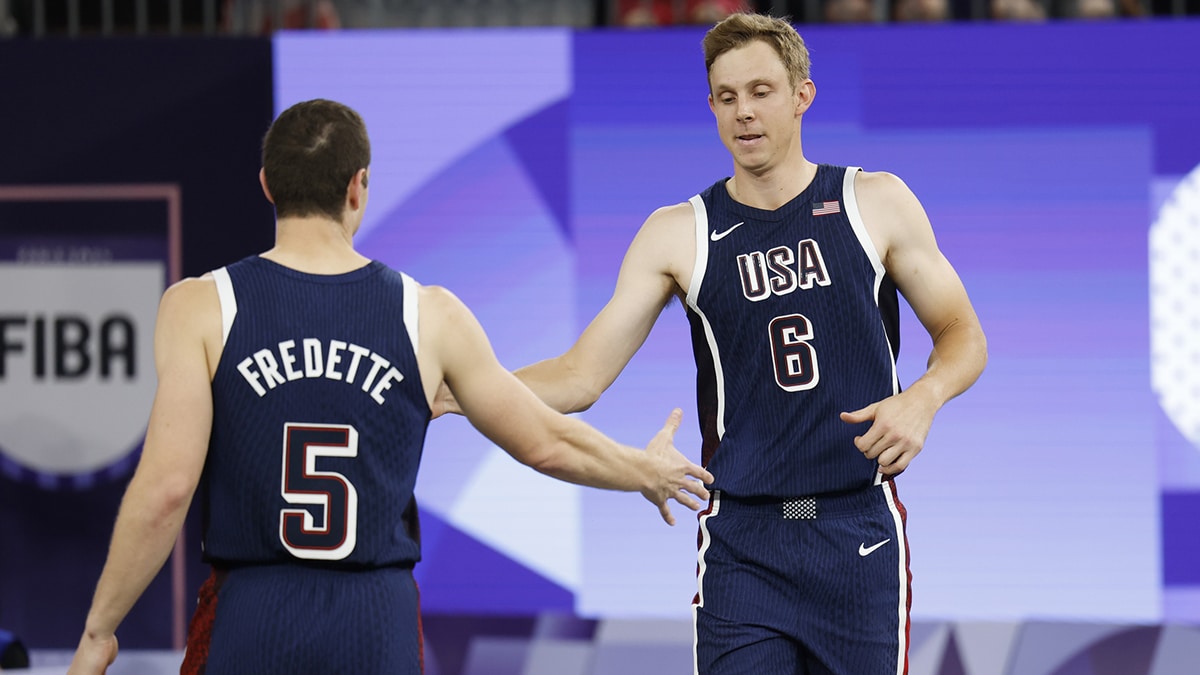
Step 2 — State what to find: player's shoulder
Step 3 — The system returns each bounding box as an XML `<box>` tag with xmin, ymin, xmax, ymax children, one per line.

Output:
<box><xmin>853</xmin><ymin>169</ymin><xmax>914</xmax><ymax>200</ymax></box>
<box><xmin>153</xmin><ymin>275</ymin><xmax>222</xmax><ymax>343</ymax></box>
<box><xmin>640</xmin><ymin>200</ymin><xmax>695</xmax><ymax>236</ymax></box>
<box><xmin>414</xmin><ymin>283</ymin><xmax>472</xmax><ymax>322</ymax></box>
<box><xmin>161</xmin><ymin>274</ymin><xmax>217</xmax><ymax>309</ymax></box>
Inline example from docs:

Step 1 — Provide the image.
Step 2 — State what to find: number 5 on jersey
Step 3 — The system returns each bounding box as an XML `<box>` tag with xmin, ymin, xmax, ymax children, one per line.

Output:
<box><xmin>280</xmin><ymin>422</ymin><xmax>359</xmax><ymax>561</ymax></box>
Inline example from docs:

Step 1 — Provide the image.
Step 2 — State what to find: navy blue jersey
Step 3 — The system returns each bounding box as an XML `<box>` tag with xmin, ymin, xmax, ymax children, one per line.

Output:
<box><xmin>684</xmin><ymin>165</ymin><xmax>900</xmax><ymax>498</ymax></box>
<box><xmin>202</xmin><ymin>256</ymin><xmax>430</xmax><ymax>568</ymax></box>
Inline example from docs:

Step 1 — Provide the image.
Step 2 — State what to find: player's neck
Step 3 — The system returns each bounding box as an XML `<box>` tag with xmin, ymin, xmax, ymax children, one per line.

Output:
<box><xmin>727</xmin><ymin>155</ymin><xmax>818</xmax><ymax>212</ymax></box>
<box><xmin>263</xmin><ymin>215</ymin><xmax>370</xmax><ymax>274</ymax></box>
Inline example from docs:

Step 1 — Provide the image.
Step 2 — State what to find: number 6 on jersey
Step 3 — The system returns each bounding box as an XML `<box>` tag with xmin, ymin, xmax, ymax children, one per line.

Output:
<box><xmin>280</xmin><ymin>422</ymin><xmax>359</xmax><ymax>560</ymax></box>
<box><xmin>769</xmin><ymin>314</ymin><xmax>820</xmax><ymax>392</ymax></box>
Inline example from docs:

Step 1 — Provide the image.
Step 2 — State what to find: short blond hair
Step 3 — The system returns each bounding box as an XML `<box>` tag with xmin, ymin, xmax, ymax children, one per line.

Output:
<box><xmin>702</xmin><ymin>13</ymin><xmax>811</xmax><ymax>92</ymax></box>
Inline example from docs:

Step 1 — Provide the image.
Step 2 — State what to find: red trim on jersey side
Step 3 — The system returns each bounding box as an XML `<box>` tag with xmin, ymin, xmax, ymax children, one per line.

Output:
<box><xmin>415</xmin><ymin>577</ymin><xmax>425</xmax><ymax>675</ymax></box>
<box><xmin>887</xmin><ymin>480</ymin><xmax>912</xmax><ymax>675</ymax></box>
<box><xmin>691</xmin><ymin>496</ymin><xmax>717</xmax><ymax>606</ymax></box>
<box><xmin>180</xmin><ymin>567</ymin><xmax>225</xmax><ymax>675</ymax></box>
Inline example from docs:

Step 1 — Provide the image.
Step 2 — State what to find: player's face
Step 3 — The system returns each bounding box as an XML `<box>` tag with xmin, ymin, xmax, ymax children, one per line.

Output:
<box><xmin>707</xmin><ymin>40</ymin><xmax>806</xmax><ymax>175</ymax></box>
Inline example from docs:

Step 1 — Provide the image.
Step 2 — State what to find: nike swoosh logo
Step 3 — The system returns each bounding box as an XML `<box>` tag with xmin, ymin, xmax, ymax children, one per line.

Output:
<box><xmin>710</xmin><ymin>221</ymin><xmax>745</xmax><ymax>241</ymax></box>
<box><xmin>858</xmin><ymin>539</ymin><xmax>891</xmax><ymax>557</ymax></box>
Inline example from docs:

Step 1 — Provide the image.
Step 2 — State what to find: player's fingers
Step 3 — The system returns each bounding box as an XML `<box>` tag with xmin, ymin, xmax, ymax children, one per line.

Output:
<box><xmin>839</xmin><ymin>402</ymin><xmax>877</xmax><ymax>424</ymax></box>
<box><xmin>690</xmin><ymin>465</ymin><xmax>715</xmax><ymax>485</ymax></box>
<box><xmin>682</xmin><ymin>477</ymin><xmax>711</xmax><ymax>501</ymax></box>
<box><xmin>672</xmin><ymin>493</ymin><xmax>697</xmax><ymax>511</ymax></box>
<box><xmin>676</xmin><ymin>488</ymin><xmax>705</xmax><ymax>510</ymax></box>
<box><xmin>868</xmin><ymin>439</ymin><xmax>894</xmax><ymax>460</ymax></box>
<box><xmin>659</xmin><ymin>502</ymin><xmax>676</xmax><ymax>526</ymax></box>
<box><xmin>876</xmin><ymin>446</ymin><xmax>912</xmax><ymax>474</ymax></box>
<box><xmin>855</xmin><ymin>425</ymin><xmax>885</xmax><ymax>456</ymax></box>
<box><xmin>660</xmin><ymin>407</ymin><xmax>684</xmax><ymax>438</ymax></box>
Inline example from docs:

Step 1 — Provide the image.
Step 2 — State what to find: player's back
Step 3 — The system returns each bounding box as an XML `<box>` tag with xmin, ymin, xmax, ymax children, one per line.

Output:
<box><xmin>202</xmin><ymin>256</ymin><xmax>429</xmax><ymax>569</ymax></box>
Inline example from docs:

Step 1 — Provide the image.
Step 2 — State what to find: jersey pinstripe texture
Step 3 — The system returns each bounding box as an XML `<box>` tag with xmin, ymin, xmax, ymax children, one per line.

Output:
<box><xmin>687</xmin><ymin>167</ymin><xmax>911</xmax><ymax>674</ymax></box>
<box><xmin>203</xmin><ymin>256</ymin><xmax>430</xmax><ymax>568</ymax></box>
<box><xmin>684</xmin><ymin>164</ymin><xmax>901</xmax><ymax>499</ymax></box>
<box><xmin>183</xmin><ymin>257</ymin><xmax>431</xmax><ymax>673</ymax></box>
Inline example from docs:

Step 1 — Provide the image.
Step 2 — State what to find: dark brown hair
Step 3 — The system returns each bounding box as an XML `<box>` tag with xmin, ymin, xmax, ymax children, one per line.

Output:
<box><xmin>261</xmin><ymin>99</ymin><xmax>371</xmax><ymax>221</ymax></box>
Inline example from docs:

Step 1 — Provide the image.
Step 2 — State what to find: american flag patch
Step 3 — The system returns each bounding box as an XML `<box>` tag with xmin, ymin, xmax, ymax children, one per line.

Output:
<box><xmin>812</xmin><ymin>200</ymin><xmax>841</xmax><ymax>216</ymax></box>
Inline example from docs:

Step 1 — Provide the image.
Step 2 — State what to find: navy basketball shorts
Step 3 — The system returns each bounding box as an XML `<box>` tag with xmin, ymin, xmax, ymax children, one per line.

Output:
<box><xmin>182</xmin><ymin>564</ymin><xmax>422</xmax><ymax>674</ymax></box>
<box><xmin>693</xmin><ymin>481</ymin><xmax>911</xmax><ymax>675</ymax></box>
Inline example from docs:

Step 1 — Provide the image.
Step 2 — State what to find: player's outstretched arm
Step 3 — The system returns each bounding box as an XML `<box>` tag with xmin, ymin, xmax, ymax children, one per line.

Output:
<box><xmin>841</xmin><ymin>171</ymin><xmax>987</xmax><ymax>475</ymax></box>
<box><xmin>434</xmin><ymin>204</ymin><xmax>692</xmax><ymax>417</ymax></box>
<box><xmin>418</xmin><ymin>284</ymin><xmax>712</xmax><ymax>524</ymax></box>
<box><xmin>514</xmin><ymin>204</ymin><xmax>693</xmax><ymax>414</ymax></box>
<box><xmin>68</xmin><ymin>278</ymin><xmax>217</xmax><ymax>674</ymax></box>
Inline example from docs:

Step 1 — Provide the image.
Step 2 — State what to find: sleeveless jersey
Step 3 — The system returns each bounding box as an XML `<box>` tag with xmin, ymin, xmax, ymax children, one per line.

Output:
<box><xmin>684</xmin><ymin>164</ymin><xmax>900</xmax><ymax>498</ymax></box>
<box><xmin>202</xmin><ymin>256</ymin><xmax>430</xmax><ymax>568</ymax></box>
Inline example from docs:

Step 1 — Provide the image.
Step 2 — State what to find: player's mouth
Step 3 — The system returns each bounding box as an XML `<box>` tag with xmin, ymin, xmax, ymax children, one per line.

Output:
<box><xmin>736</xmin><ymin>134</ymin><xmax>763</xmax><ymax>145</ymax></box>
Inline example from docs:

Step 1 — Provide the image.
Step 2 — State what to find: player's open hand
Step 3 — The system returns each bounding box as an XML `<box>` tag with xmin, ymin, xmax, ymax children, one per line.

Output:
<box><xmin>641</xmin><ymin>408</ymin><xmax>714</xmax><ymax>525</ymax></box>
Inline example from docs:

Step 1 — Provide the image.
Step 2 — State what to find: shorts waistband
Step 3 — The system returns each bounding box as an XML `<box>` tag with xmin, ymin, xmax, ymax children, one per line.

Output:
<box><xmin>712</xmin><ymin>482</ymin><xmax>895</xmax><ymax>520</ymax></box>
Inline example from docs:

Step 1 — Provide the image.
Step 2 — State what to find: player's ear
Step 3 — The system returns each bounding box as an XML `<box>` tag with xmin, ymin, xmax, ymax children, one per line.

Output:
<box><xmin>258</xmin><ymin>168</ymin><xmax>275</xmax><ymax>204</ymax></box>
<box><xmin>794</xmin><ymin>79</ymin><xmax>815</xmax><ymax>116</ymax></box>
<box><xmin>347</xmin><ymin>168</ymin><xmax>368</xmax><ymax>210</ymax></box>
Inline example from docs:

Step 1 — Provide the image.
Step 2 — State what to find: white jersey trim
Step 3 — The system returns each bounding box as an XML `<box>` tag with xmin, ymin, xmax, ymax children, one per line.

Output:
<box><xmin>685</xmin><ymin>194</ymin><xmax>727</xmax><ymax>440</ymax></box>
<box><xmin>881</xmin><ymin>482</ymin><xmax>910</xmax><ymax>675</ymax></box>
<box><xmin>842</xmin><ymin>166</ymin><xmax>885</xmax><ymax>279</ymax></box>
<box><xmin>400</xmin><ymin>272</ymin><xmax>420</xmax><ymax>357</ymax></box>
<box><xmin>692</xmin><ymin>492</ymin><xmax>722</xmax><ymax>675</ymax></box>
<box><xmin>686</xmin><ymin>194</ymin><xmax>709</xmax><ymax>307</ymax></box>
<box><xmin>842</xmin><ymin>166</ymin><xmax>901</xmax><ymax>400</ymax></box>
<box><xmin>211</xmin><ymin>266</ymin><xmax>236</xmax><ymax>347</ymax></box>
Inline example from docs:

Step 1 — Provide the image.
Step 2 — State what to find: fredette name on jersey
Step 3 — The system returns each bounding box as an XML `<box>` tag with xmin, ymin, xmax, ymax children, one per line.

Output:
<box><xmin>235</xmin><ymin>338</ymin><xmax>404</xmax><ymax>405</ymax></box>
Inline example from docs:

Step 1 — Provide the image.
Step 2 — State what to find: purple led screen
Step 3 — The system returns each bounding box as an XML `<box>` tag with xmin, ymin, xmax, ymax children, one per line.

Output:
<box><xmin>275</xmin><ymin>19</ymin><xmax>1200</xmax><ymax>623</ymax></box>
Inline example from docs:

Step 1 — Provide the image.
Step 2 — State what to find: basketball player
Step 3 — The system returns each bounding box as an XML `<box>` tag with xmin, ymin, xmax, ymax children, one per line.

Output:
<box><xmin>448</xmin><ymin>13</ymin><xmax>987</xmax><ymax>673</ymax></box>
<box><xmin>67</xmin><ymin>99</ymin><xmax>713</xmax><ymax>675</ymax></box>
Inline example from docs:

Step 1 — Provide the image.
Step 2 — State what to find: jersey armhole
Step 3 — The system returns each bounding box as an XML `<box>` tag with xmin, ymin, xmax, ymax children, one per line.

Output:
<box><xmin>211</xmin><ymin>267</ymin><xmax>236</xmax><ymax>347</ymax></box>
<box><xmin>685</xmin><ymin>194</ymin><xmax>709</xmax><ymax>309</ymax></box>
<box><xmin>400</xmin><ymin>272</ymin><xmax>420</xmax><ymax>356</ymax></box>
<box><xmin>842</xmin><ymin>166</ymin><xmax>885</xmax><ymax>279</ymax></box>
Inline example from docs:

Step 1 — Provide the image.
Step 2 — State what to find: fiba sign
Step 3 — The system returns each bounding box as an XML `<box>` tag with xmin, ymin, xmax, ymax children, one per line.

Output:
<box><xmin>0</xmin><ymin>263</ymin><xmax>161</xmax><ymax>478</ymax></box>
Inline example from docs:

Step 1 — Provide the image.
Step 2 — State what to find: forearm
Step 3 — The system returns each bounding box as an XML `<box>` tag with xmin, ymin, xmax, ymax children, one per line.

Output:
<box><xmin>909</xmin><ymin>318</ymin><xmax>987</xmax><ymax>408</ymax></box>
<box><xmin>83</xmin><ymin>480</ymin><xmax>191</xmax><ymax>638</ymax></box>
<box><xmin>514</xmin><ymin>356</ymin><xmax>605</xmax><ymax>414</ymax></box>
<box><xmin>529</xmin><ymin>416</ymin><xmax>651</xmax><ymax>491</ymax></box>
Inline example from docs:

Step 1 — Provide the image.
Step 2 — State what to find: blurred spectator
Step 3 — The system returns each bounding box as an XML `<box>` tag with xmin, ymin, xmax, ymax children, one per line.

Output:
<box><xmin>825</xmin><ymin>0</ymin><xmax>876</xmax><ymax>21</ymax></box>
<box><xmin>618</xmin><ymin>0</ymin><xmax>750</xmax><ymax>26</ymax></box>
<box><xmin>618</xmin><ymin>0</ymin><xmax>673</xmax><ymax>25</ymax></box>
<box><xmin>223</xmin><ymin>0</ymin><xmax>340</xmax><ymax>33</ymax></box>
<box><xmin>688</xmin><ymin>0</ymin><xmax>750</xmax><ymax>22</ymax></box>
<box><xmin>991</xmin><ymin>0</ymin><xmax>1047</xmax><ymax>19</ymax></box>
<box><xmin>1068</xmin><ymin>0</ymin><xmax>1119</xmax><ymax>15</ymax></box>
<box><xmin>894</xmin><ymin>0</ymin><xmax>951</xmax><ymax>20</ymax></box>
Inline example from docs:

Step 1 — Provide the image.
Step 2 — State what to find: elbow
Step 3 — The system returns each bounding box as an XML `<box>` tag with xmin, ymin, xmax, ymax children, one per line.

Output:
<box><xmin>568</xmin><ymin>374</ymin><xmax>609</xmax><ymax>413</ymax></box>
<box><xmin>135</xmin><ymin>476</ymin><xmax>196</xmax><ymax>529</ymax></box>
<box><xmin>573</xmin><ymin>386</ymin><xmax>601</xmax><ymax>413</ymax></box>
<box><xmin>974</xmin><ymin>324</ymin><xmax>989</xmax><ymax>374</ymax></box>
<box><xmin>523</xmin><ymin>445</ymin><xmax>570</xmax><ymax>480</ymax></box>
<box><xmin>518</xmin><ymin>426</ymin><xmax>580</xmax><ymax>482</ymax></box>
